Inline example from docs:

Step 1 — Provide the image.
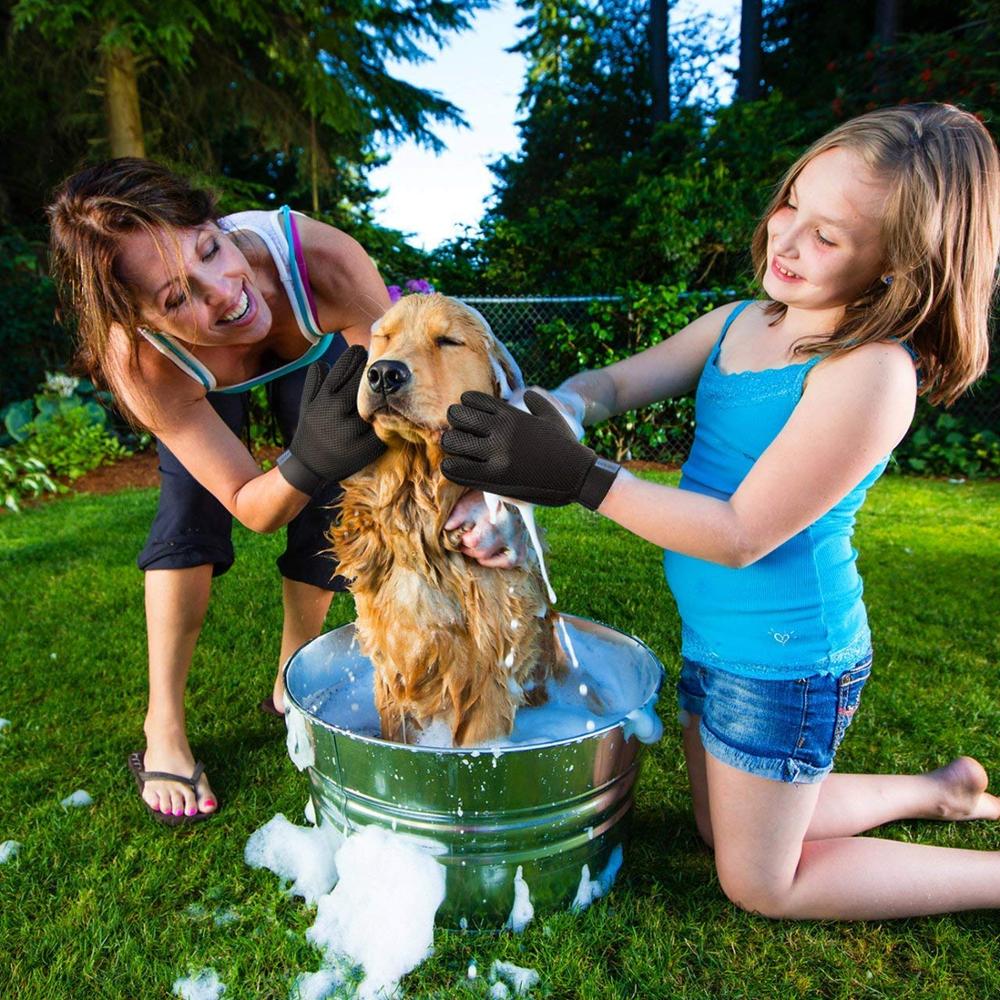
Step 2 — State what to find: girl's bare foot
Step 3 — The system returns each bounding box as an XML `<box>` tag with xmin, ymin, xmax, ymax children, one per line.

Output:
<box><xmin>929</xmin><ymin>756</ymin><xmax>1000</xmax><ymax>821</ymax></box>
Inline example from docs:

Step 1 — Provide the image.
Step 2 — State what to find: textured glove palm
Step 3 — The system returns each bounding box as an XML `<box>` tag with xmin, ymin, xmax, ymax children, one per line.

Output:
<box><xmin>441</xmin><ymin>389</ymin><xmax>620</xmax><ymax>509</ymax></box>
<box><xmin>278</xmin><ymin>345</ymin><xmax>387</xmax><ymax>493</ymax></box>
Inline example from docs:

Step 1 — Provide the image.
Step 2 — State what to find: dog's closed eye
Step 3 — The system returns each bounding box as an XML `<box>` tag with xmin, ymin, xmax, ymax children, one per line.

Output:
<box><xmin>436</xmin><ymin>336</ymin><xmax>464</xmax><ymax>347</ymax></box>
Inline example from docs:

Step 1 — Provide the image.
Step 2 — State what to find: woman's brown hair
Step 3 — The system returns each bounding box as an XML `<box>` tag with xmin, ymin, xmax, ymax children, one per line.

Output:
<box><xmin>47</xmin><ymin>158</ymin><xmax>219</xmax><ymax>422</ymax></box>
<box><xmin>750</xmin><ymin>103</ymin><xmax>1000</xmax><ymax>405</ymax></box>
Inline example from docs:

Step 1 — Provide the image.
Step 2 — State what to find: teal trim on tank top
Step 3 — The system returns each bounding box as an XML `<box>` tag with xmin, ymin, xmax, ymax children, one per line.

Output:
<box><xmin>214</xmin><ymin>205</ymin><xmax>332</xmax><ymax>394</ymax></box>
<box><xmin>211</xmin><ymin>333</ymin><xmax>335</xmax><ymax>394</ymax></box>
<box><xmin>140</xmin><ymin>206</ymin><xmax>337</xmax><ymax>395</ymax></box>
<box><xmin>144</xmin><ymin>330</ymin><xmax>214</xmax><ymax>390</ymax></box>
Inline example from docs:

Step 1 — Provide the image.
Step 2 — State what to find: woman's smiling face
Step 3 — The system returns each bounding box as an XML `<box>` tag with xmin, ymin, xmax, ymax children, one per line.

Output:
<box><xmin>116</xmin><ymin>224</ymin><xmax>272</xmax><ymax>347</ymax></box>
<box><xmin>762</xmin><ymin>146</ymin><xmax>889</xmax><ymax>314</ymax></box>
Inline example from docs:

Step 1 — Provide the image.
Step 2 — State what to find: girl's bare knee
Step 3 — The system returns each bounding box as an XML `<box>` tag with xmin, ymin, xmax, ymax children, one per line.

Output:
<box><xmin>716</xmin><ymin>865</ymin><xmax>790</xmax><ymax>919</ymax></box>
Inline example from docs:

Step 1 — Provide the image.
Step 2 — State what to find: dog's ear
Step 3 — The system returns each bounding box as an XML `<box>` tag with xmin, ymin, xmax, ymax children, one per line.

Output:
<box><xmin>461</xmin><ymin>302</ymin><xmax>524</xmax><ymax>399</ymax></box>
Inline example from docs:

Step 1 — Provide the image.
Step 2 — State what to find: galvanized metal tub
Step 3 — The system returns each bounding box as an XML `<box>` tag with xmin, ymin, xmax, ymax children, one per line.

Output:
<box><xmin>283</xmin><ymin>613</ymin><xmax>663</xmax><ymax>930</ymax></box>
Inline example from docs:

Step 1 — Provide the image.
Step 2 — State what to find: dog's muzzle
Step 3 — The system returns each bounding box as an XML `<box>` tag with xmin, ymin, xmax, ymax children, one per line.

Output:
<box><xmin>367</xmin><ymin>359</ymin><xmax>411</xmax><ymax>396</ymax></box>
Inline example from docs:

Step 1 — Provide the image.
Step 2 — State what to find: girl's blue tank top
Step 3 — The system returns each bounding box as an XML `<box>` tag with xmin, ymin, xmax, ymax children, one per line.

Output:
<box><xmin>663</xmin><ymin>300</ymin><xmax>892</xmax><ymax>679</ymax></box>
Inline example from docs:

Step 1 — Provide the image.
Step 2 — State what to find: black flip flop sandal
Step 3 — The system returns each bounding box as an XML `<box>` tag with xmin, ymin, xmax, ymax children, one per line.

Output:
<box><xmin>127</xmin><ymin>751</ymin><xmax>215</xmax><ymax>826</ymax></box>
<box><xmin>258</xmin><ymin>696</ymin><xmax>285</xmax><ymax>718</ymax></box>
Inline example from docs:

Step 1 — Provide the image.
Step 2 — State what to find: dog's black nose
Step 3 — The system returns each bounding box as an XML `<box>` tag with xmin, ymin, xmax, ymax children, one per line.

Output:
<box><xmin>366</xmin><ymin>359</ymin><xmax>411</xmax><ymax>396</ymax></box>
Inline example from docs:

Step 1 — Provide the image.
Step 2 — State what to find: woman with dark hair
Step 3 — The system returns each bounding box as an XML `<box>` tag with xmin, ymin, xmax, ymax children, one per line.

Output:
<box><xmin>49</xmin><ymin>159</ymin><xmax>509</xmax><ymax>825</ymax></box>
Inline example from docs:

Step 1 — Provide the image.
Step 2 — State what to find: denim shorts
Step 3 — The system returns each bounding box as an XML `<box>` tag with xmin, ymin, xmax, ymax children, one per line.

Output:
<box><xmin>677</xmin><ymin>652</ymin><xmax>872</xmax><ymax>784</ymax></box>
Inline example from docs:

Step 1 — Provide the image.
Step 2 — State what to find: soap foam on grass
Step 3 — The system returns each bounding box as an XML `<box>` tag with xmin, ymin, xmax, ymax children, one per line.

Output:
<box><xmin>244</xmin><ymin>813</ymin><xmax>342</xmax><ymax>904</ymax></box>
<box><xmin>60</xmin><ymin>789</ymin><xmax>93</xmax><ymax>809</ymax></box>
<box><xmin>0</xmin><ymin>840</ymin><xmax>21</xmax><ymax>864</ymax></box>
<box><xmin>246</xmin><ymin>818</ymin><xmax>448</xmax><ymax>1000</ymax></box>
<box><xmin>171</xmin><ymin>968</ymin><xmax>226</xmax><ymax>999</ymax></box>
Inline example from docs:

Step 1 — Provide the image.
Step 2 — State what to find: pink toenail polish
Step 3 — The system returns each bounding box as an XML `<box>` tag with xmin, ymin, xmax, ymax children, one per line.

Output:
<box><xmin>173</xmin><ymin>808</ymin><xmax>183</xmax><ymax>816</ymax></box>
<box><xmin>186</xmin><ymin>807</ymin><xmax>197</xmax><ymax>816</ymax></box>
<box><xmin>204</xmin><ymin>800</ymin><xmax>216</xmax><ymax>808</ymax></box>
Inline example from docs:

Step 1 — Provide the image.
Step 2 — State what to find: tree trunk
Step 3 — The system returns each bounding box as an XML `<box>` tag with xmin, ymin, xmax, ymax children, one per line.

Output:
<box><xmin>650</xmin><ymin>0</ymin><xmax>670</xmax><ymax>124</ymax></box>
<box><xmin>874</xmin><ymin>0</ymin><xmax>899</xmax><ymax>96</ymax></box>
<box><xmin>875</xmin><ymin>0</ymin><xmax>898</xmax><ymax>46</ymax></box>
<box><xmin>737</xmin><ymin>0</ymin><xmax>763</xmax><ymax>101</ymax></box>
<box><xmin>104</xmin><ymin>44</ymin><xmax>145</xmax><ymax>158</ymax></box>
<box><xmin>310</xmin><ymin>114</ymin><xmax>320</xmax><ymax>214</ymax></box>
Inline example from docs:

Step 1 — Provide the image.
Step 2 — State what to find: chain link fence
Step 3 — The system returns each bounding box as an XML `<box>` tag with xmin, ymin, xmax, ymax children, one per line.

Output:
<box><xmin>460</xmin><ymin>293</ymin><xmax>704</xmax><ymax>466</ymax></box>
<box><xmin>460</xmin><ymin>294</ymin><xmax>1000</xmax><ymax>474</ymax></box>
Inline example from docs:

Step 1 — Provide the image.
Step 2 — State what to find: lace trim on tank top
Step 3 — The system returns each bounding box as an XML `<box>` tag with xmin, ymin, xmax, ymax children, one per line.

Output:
<box><xmin>699</xmin><ymin>301</ymin><xmax>825</xmax><ymax>408</ymax></box>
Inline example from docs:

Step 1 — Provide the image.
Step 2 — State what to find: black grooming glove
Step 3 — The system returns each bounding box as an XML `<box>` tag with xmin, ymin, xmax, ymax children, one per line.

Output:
<box><xmin>441</xmin><ymin>389</ymin><xmax>621</xmax><ymax>509</ymax></box>
<box><xmin>278</xmin><ymin>345</ymin><xmax>386</xmax><ymax>494</ymax></box>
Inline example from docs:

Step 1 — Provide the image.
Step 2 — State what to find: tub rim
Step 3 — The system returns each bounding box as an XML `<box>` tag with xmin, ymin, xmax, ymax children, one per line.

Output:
<box><xmin>283</xmin><ymin>612</ymin><xmax>664</xmax><ymax>757</ymax></box>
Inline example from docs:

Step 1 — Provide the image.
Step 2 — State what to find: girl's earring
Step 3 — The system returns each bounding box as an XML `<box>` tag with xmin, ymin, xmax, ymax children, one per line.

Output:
<box><xmin>881</xmin><ymin>274</ymin><xmax>894</xmax><ymax>286</ymax></box>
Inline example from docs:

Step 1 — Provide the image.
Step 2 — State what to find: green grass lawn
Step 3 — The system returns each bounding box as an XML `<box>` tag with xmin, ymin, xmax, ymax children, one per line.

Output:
<box><xmin>1</xmin><ymin>474</ymin><xmax>998</xmax><ymax>999</ymax></box>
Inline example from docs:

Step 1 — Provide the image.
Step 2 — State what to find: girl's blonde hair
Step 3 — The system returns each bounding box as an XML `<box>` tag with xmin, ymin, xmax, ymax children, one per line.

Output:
<box><xmin>750</xmin><ymin>103</ymin><xmax>1000</xmax><ymax>405</ymax></box>
<box><xmin>47</xmin><ymin>159</ymin><xmax>220</xmax><ymax>423</ymax></box>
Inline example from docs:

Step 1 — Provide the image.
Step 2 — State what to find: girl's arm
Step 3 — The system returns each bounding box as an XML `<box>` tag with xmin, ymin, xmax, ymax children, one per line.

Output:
<box><xmin>555</xmin><ymin>301</ymin><xmax>743</xmax><ymax>424</ymax></box>
<box><xmin>598</xmin><ymin>341</ymin><xmax>917</xmax><ymax>566</ymax></box>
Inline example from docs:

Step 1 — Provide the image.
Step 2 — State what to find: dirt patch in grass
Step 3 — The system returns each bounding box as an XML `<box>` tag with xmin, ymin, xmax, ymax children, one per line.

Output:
<box><xmin>71</xmin><ymin>450</ymin><xmax>161</xmax><ymax>494</ymax></box>
<box><xmin>28</xmin><ymin>448</ymin><xmax>672</xmax><ymax>505</ymax></box>
<box><xmin>64</xmin><ymin>444</ymin><xmax>284</xmax><ymax>496</ymax></box>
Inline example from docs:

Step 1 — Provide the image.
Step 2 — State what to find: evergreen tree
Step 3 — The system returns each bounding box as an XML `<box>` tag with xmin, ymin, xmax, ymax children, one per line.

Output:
<box><xmin>2</xmin><ymin>0</ymin><xmax>490</xmax><ymax>226</ymax></box>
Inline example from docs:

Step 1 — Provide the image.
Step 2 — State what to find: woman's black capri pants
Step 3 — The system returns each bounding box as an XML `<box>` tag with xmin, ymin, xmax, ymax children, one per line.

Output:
<box><xmin>137</xmin><ymin>337</ymin><xmax>348</xmax><ymax>591</ymax></box>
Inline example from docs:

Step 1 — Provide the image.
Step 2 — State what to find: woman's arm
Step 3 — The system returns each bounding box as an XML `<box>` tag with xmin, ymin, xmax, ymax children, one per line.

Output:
<box><xmin>115</xmin><ymin>346</ymin><xmax>310</xmax><ymax>532</ymax></box>
<box><xmin>295</xmin><ymin>215</ymin><xmax>391</xmax><ymax>347</ymax></box>
<box><xmin>121</xmin><ymin>340</ymin><xmax>385</xmax><ymax>533</ymax></box>
<box><xmin>443</xmin><ymin>341</ymin><xmax>916</xmax><ymax>568</ymax></box>
<box><xmin>555</xmin><ymin>301</ymin><xmax>742</xmax><ymax>424</ymax></box>
<box><xmin>597</xmin><ymin>341</ymin><xmax>918</xmax><ymax>566</ymax></box>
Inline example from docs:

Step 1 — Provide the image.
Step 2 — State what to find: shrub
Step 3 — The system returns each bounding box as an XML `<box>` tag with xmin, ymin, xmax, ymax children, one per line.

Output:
<box><xmin>0</xmin><ymin>226</ymin><xmax>71</xmax><ymax>407</ymax></box>
<box><xmin>0</xmin><ymin>453</ymin><xmax>58</xmax><ymax>513</ymax></box>
<box><xmin>0</xmin><ymin>370</ymin><xmax>134</xmax><ymax>512</ymax></box>
<box><xmin>527</xmin><ymin>284</ymin><xmax>728</xmax><ymax>464</ymax></box>
<box><xmin>21</xmin><ymin>406</ymin><xmax>129</xmax><ymax>480</ymax></box>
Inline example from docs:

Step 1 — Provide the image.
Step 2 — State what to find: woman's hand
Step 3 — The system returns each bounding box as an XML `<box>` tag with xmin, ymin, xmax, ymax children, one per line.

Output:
<box><xmin>278</xmin><ymin>345</ymin><xmax>387</xmax><ymax>493</ymax></box>
<box><xmin>444</xmin><ymin>491</ymin><xmax>527</xmax><ymax>568</ymax></box>
<box><xmin>441</xmin><ymin>390</ymin><xmax>620</xmax><ymax>510</ymax></box>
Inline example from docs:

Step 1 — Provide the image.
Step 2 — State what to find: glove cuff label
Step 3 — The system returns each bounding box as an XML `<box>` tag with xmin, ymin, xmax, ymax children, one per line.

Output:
<box><xmin>277</xmin><ymin>449</ymin><xmax>324</xmax><ymax>495</ymax></box>
<box><xmin>579</xmin><ymin>457</ymin><xmax>621</xmax><ymax>511</ymax></box>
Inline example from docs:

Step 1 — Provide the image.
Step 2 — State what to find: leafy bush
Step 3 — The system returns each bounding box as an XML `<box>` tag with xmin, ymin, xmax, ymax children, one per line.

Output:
<box><xmin>527</xmin><ymin>283</ymin><xmax>728</xmax><ymax>464</ymax></box>
<box><xmin>892</xmin><ymin>366</ymin><xmax>1000</xmax><ymax>480</ymax></box>
<box><xmin>0</xmin><ymin>453</ymin><xmax>58</xmax><ymax>513</ymax></box>
<box><xmin>896</xmin><ymin>412</ymin><xmax>1000</xmax><ymax>480</ymax></box>
<box><xmin>2</xmin><ymin>371</ymin><xmax>112</xmax><ymax>446</ymax></box>
<box><xmin>0</xmin><ymin>370</ymin><xmax>134</xmax><ymax>512</ymax></box>
<box><xmin>0</xmin><ymin>226</ymin><xmax>72</xmax><ymax>408</ymax></box>
<box><xmin>21</xmin><ymin>407</ymin><xmax>129</xmax><ymax>480</ymax></box>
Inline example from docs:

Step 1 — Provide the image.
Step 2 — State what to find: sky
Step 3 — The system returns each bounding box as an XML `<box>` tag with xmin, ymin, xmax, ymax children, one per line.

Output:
<box><xmin>370</xmin><ymin>0</ymin><xmax>740</xmax><ymax>251</ymax></box>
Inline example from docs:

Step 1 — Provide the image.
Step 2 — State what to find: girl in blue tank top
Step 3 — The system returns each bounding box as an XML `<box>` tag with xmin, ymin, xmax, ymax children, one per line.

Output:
<box><xmin>442</xmin><ymin>104</ymin><xmax>1000</xmax><ymax>919</ymax></box>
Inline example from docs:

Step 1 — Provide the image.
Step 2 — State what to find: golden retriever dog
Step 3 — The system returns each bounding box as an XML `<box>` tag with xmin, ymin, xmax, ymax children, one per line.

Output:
<box><xmin>328</xmin><ymin>294</ymin><xmax>565</xmax><ymax>747</ymax></box>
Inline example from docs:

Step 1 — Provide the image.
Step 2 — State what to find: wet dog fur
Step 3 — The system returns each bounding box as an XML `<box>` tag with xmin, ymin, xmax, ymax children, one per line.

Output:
<box><xmin>328</xmin><ymin>294</ymin><xmax>564</xmax><ymax>747</ymax></box>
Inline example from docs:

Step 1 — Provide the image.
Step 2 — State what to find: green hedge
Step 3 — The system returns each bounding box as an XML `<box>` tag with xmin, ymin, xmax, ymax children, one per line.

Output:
<box><xmin>0</xmin><ymin>226</ymin><xmax>72</xmax><ymax>408</ymax></box>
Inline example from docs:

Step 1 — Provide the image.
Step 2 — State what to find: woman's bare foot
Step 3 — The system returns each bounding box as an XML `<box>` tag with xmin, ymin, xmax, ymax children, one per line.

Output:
<box><xmin>140</xmin><ymin>728</ymin><xmax>217</xmax><ymax>818</ymax></box>
<box><xmin>271</xmin><ymin>670</ymin><xmax>286</xmax><ymax>715</ymax></box>
<box><xmin>929</xmin><ymin>756</ymin><xmax>1000</xmax><ymax>821</ymax></box>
